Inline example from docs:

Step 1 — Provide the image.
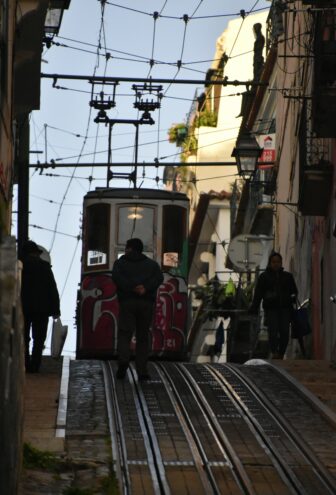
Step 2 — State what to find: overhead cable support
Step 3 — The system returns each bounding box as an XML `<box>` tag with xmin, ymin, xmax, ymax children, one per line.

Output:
<box><xmin>42</xmin><ymin>73</ymin><xmax>268</xmax><ymax>87</ymax></box>
<box><xmin>30</xmin><ymin>161</ymin><xmax>274</xmax><ymax>169</ymax></box>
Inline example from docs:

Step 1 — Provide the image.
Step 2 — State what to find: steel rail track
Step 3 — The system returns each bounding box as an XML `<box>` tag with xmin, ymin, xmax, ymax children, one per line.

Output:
<box><xmin>168</xmin><ymin>362</ymin><xmax>257</xmax><ymax>495</ymax></box>
<box><xmin>127</xmin><ymin>366</ymin><xmax>170</xmax><ymax>494</ymax></box>
<box><xmin>155</xmin><ymin>363</ymin><xmax>218</xmax><ymax>494</ymax></box>
<box><xmin>219</xmin><ymin>363</ymin><xmax>336</xmax><ymax>495</ymax></box>
<box><xmin>236</xmin><ymin>362</ymin><xmax>336</xmax><ymax>491</ymax></box>
<box><xmin>205</xmin><ymin>363</ymin><xmax>306</xmax><ymax>495</ymax></box>
<box><xmin>103</xmin><ymin>359</ymin><xmax>336</xmax><ymax>494</ymax></box>
<box><xmin>103</xmin><ymin>361</ymin><xmax>131</xmax><ymax>494</ymax></box>
<box><xmin>103</xmin><ymin>361</ymin><xmax>170</xmax><ymax>494</ymax></box>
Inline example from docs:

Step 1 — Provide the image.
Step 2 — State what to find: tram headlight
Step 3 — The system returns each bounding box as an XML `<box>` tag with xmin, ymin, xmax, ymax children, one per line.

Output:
<box><xmin>127</xmin><ymin>206</ymin><xmax>143</xmax><ymax>219</ymax></box>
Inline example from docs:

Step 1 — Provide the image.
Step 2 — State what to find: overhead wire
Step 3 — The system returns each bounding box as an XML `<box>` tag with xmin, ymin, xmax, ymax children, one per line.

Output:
<box><xmin>27</xmin><ymin>1</ymin><xmax>283</xmax><ymax>348</ymax></box>
<box><xmin>105</xmin><ymin>1</ymin><xmax>268</xmax><ymax>20</ymax></box>
<box><xmin>89</xmin><ymin>10</ymin><xmax>112</xmax><ymax>190</ymax></box>
<box><xmin>53</xmin><ymin>28</ymin><xmax>314</xmax><ymax>73</ymax></box>
<box><xmin>31</xmin><ymin>194</ymin><xmax>81</xmax><ymax>206</ymax></box>
<box><xmin>190</xmin><ymin>0</ymin><xmax>204</xmax><ymax>18</ymax></box>
<box><xmin>48</xmin><ymin>0</ymin><xmax>108</xmax><ymax>252</ymax></box>
<box><xmin>37</xmin><ymin>2</ymin><xmax>275</xmax><ymax>226</ymax></box>
<box><xmin>29</xmin><ymin>170</ymin><xmax>241</xmax><ymax>189</ymax></box>
<box><xmin>29</xmin><ymin>223</ymin><xmax>80</xmax><ymax>239</ymax></box>
<box><xmin>45</xmin><ymin>233</ymin><xmax>80</xmax><ymax>346</ymax></box>
<box><xmin>163</xmin><ymin>13</ymin><xmax>191</xmax><ymax>96</ymax></box>
<box><xmin>41</xmin><ymin>122</ymin><xmax>245</xmax><ymax>163</ymax></box>
<box><xmin>60</xmin><ymin>236</ymin><xmax>81</xmax><ymax>298</ymax></box>
<box><xmin>160</xmin><ymin>0</ymin><xmax>168</xmax><ymax>15</ymax></box>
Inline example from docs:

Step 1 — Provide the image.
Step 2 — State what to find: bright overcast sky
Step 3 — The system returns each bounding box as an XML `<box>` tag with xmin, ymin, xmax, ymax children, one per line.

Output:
<box><xmin>12</xmin><ymin>0</ymin><xmax>270</xmax><ymax>356</ymax></box>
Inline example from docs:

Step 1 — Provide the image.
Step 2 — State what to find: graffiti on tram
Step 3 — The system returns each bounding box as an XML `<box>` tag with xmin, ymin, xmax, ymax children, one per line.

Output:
<box><xmin>79</xmin><ymin>272</ymin><xmax>188</xmax><ymax>356</ymax></box>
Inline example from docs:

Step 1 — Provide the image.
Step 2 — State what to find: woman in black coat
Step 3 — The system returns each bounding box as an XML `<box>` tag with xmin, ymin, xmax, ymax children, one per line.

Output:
<box><xmin>250</xmin><ymin>252</ymin><xmax>298</xmax><ymax>359</ymax></box>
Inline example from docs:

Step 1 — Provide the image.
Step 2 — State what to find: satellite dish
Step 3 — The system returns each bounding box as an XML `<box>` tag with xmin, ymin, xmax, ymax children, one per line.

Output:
<box><xmin>227</xmin><ymin>235</ymin><xmax>263</xmax><ymax>271</ymax></box>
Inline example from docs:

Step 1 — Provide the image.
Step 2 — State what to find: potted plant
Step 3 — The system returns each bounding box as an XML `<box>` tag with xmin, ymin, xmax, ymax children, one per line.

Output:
<box><xmin>168</xmin><ymin>123</ymin><xmax>188</xmax><ymax>146</ymax></box>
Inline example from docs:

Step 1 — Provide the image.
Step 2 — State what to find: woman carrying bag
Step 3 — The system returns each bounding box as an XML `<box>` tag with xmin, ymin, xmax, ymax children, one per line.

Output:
<box><xmin>249</xmin><ymin>252</ymin><xmax>298</xmax><ymax>359</ymax></box>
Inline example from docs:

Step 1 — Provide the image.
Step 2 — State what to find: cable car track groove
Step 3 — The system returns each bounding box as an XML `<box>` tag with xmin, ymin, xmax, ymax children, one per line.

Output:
<box><xmin>102</xmin><ymin>361</ymin><xmax>336</xmax><ymax>494</ymax></box>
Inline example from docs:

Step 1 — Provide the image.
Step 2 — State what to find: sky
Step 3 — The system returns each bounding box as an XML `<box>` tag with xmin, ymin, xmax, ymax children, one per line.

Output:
<box><xmin>12</xmin><ymin>0</ymin><xmax>270</xmax><ymax>356</ymax></box>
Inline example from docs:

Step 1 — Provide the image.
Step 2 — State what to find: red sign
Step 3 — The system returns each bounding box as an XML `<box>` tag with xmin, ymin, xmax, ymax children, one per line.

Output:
<box><xmin>258</xmin><ymin>134</ymin><xmax>275</xmax><ymax>169</ymax></box>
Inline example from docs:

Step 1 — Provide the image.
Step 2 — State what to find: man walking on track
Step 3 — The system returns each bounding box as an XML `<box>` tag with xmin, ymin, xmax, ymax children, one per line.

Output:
<box><xmin>112</xmin><ymin>238</ymin><xmax>163</xmax><ymax>381</ymax></box>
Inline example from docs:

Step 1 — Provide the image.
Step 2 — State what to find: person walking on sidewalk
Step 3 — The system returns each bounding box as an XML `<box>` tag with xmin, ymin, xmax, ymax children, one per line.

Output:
<box><xmin>249</xmin><ymin>252</ymin><xmax>298</xmax><ymax>359</ymax></box>
<box><xmin>21</xmin><ymin>240</ymin><xmax>60</xmax><ymax>372</ymax></box>
<box><xmin>112</xmin><ymin>238</ymin><xmax>163</xmax><ymax>380</ymax></box>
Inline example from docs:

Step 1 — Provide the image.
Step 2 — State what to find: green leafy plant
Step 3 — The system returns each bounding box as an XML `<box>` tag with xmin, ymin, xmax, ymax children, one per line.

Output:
<box><xmin>168</xmin><ymin>123</ymin><xmax>188</xmax><ymax>146</ymax></box>
<box><xmin>195</xmin><ymin>110</ymin><xmax>218</xmax><ymax>128</ymax></box>
<box><xmin>23</xmin><ymin>443</ymin><xmax>61</xmax><ymax>471</ymax></box>
<box><xmin>100</xmin><ymin>474</ymin><xmax>119</xmax><ymax>495</ymax></box>
<box><xmin>194</xmin><ymin>278</ymin><xmax>236</xmax><ymax>321</ymax></box>
<box><xmin>180</xmin><ymin>135</ymin><xmax>198</xmax><ymax>162</ymax></box>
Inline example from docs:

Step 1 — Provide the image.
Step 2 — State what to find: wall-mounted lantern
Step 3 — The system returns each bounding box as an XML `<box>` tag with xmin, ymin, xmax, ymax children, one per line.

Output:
<box><xmin>231</xmin><ymin>131</ymin><xmax>263</xmax><ymax>178</ymax></box>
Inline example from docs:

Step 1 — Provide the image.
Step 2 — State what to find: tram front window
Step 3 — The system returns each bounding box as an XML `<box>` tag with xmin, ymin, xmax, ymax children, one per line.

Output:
<box><xmin>85</xmin><ymin>203</ymin><xmax>110</xmax><ymax>267</ymax></box>
<box><xmin>117</xmin><ymin>205</ymin><xmax>154</xmax><ymax>256</ymax></box>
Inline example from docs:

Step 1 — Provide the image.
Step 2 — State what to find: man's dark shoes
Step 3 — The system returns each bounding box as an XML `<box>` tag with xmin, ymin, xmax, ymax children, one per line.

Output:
<box><xmin>138</xmin><ymin>373</ymin><xmax>151</xmax><ymax>382</ymax></box>
<box><xmin>116</xmin><ymin>364</ymin><xmax>128</xmax><ymax>379</ymax></box>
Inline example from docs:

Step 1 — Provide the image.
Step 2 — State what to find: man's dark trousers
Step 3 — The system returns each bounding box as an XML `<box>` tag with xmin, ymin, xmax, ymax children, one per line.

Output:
<box><xmin>118</xmin><ymin>298</ymin><xmax>154</xmax><ymax>375</ymax></box>
<box><xmin>24</xmin><ymin>312</ymin><xmax>49</xmax><ymax>371</ymax></box>
<box><xmin>265</xmin><ymin>308</ymin><xmax>291</xmax><ymax>357</ymax></box>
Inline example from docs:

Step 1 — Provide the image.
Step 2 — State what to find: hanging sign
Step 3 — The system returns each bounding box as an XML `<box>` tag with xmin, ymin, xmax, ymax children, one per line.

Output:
<box><xmin>258</xmin><ymin>134</ymin><xmax>275</xmax><ymax>169</ymax></box>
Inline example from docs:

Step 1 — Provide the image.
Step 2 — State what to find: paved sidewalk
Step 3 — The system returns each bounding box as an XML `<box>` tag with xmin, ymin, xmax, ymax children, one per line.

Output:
<box><xmin>19</xmin><ymin>357</ymin><xmax>68</xmax><ymax>494</ymax></box>
<box><xmin>22</xmin><ymin>356</ymin><xmax>64</xmax><ymax>453</ymax></box>
<box><xmin>276</xmin><ymin>359</ymin><xmax>336</xmax><ymax>415</ymax></box>
<box><xmin>19</xmin><ymin>356</ymin><xmax>115</xmax><ymax>495</ymax></box>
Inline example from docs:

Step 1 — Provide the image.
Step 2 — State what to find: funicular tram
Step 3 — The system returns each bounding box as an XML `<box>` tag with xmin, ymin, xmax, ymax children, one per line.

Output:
<box><xmin>76</xmin><ymin>187</ymin><xmax>190</xmax><ymax>360</ymax></box>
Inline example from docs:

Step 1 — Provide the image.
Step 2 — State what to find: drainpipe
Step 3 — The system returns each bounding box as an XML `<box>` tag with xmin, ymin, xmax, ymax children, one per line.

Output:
<box><xmin>16</xmin><ymin>115</ymin><xmax>30</xmax><ymax>258</ymax></box>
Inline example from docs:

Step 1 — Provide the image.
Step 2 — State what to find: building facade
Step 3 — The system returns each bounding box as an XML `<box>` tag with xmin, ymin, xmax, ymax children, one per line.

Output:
<box><xmin>0</xmin><ymin>2</ymin><xmax>70</xmax><ymax>493</ymax></box>
<box><xmin>166</xmin><ymin>11</ymin><xmax>269</xmax><ymax>362</ymax></box>
<box><xmin>231</xmin><ymin>0</ymin><xmax>336</xmax><ymax>360</ymax></box>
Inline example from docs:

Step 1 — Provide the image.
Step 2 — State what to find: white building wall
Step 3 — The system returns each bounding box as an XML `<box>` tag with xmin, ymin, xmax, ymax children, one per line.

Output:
<box><xmin>190</xmin><ymin>11</ymin><xmax>268</xmax><ymax>194</ymax></box>
<box><xmin>188</xmin><ymin>11</ymin><xmax>269</xmax><ymax>363</ymax></box>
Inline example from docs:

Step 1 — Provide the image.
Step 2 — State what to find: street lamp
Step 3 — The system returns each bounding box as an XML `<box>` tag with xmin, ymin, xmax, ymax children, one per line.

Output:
<box><xmin>44</xmin><ymin>1</ymin><xmax>70</xmax><ymax>36</ymax></box>
<box><xmin>231</xmin><ymin>131</ymin><xmax>263</xmax><ymax>178</ymax></box>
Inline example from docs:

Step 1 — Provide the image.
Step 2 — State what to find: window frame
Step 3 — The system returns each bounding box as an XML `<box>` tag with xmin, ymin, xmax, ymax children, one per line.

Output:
<box><xmin>83</xmin><ymin>202</ymin><xmax>110</xmax><ymax>272</ymax></box>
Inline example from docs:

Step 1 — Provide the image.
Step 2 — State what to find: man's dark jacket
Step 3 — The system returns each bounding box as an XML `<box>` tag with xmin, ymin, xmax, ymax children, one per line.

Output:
<box><xmin>21</xmin><ymin>255</ymin><xmax>60</xmax><ymax>316</ymax></box>
<box><xmin>251</xmin><ymin>267</ymin><xmax>298</xmax><ymax>311</ymax></box>
<box><xmin>112</xmin><ymin>252</ymin><xmax>163</xmax><ymax>301</ymax></box>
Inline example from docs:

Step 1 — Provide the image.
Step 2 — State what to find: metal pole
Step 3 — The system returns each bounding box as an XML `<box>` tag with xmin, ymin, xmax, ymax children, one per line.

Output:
<box><xmin>107</xmin><ymin>122</ymin><xmax>113</xmax><ymax>187</ymax></box>
<box><xmin>16</xmin><ymin>115</ymin><xmax>30</xmax><ymax>256</ymax></box>
<box><xmin>44</xmin><ymin>124</ymin><xmax>48</xmax><ymax>165</ymax></box>
<box><xmin>42</xmin><ymin>72</ymin><xmax>267</xmax><ymax>88</ymax></box>
<box><xmin>134</xmin><ymin>123</ymin><xmax>139</xmax><ymax>189</ymax></box>
<box><xmin>29</xmin><ymin>161</ymin><xmax>274</xmax><ymax>169</ymax></box>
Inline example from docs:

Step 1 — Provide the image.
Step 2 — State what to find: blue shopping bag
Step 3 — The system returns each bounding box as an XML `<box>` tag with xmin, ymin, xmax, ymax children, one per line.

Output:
<box><xmin>291</xmin><ymin>307</ymin><xmax>311</xmax><ymax>339</ymax></box>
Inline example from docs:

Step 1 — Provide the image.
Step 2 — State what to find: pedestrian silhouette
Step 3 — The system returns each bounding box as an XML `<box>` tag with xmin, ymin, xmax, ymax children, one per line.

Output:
<box><xmin>249</xmin><ymin>252</ymin><xmax>298</xmax><ymax>359</ymax></box>
<box><xmin>112</xmin><ymin>238</ymin><xmax>163</xmax><ymax>381</ymax></box>
<box><xmin>21</xmin><ymin>240</ymin><xmax>60</xmax><ymax>372</ymax></box>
